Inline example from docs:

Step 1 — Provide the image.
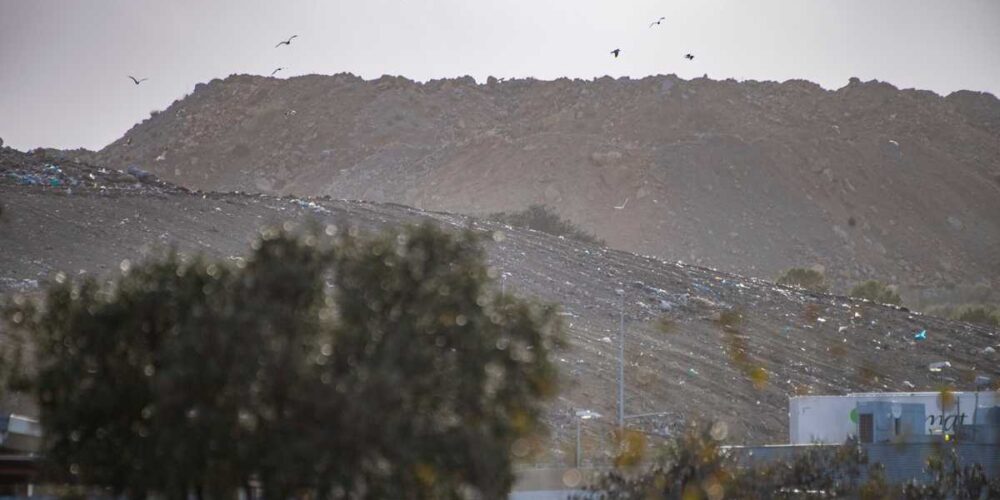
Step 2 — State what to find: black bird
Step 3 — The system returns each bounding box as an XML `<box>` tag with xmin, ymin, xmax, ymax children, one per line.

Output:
<box><xmin>128</xmin><ymin>75</ymin><xmax>148</xmax><ymax>85</ymax></box>
<box><xmin>611</xmin><ymin>48</ymin><xmax>621</xmax><ymax>58</ymax></box>
<box><xmin>684</xmin><ymin>53</ymin><xmax>695</xmax><ymax>60</ymax></box>
<box><xmin>275</xmin><ymin>35</ymin><xmax>298</xmax><ymax>48</ymax></box>
<box><xmin>271</xmin><ymin>67</ymin><xmax>284</xmax><ymax>76</ymax></box>
<box><xmin>649</xmin><ymin>17</ymin><xmax>666</xmax><ymax>27</ymax></box>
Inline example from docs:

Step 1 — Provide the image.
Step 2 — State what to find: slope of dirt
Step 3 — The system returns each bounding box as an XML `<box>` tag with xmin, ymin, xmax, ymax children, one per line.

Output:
<box><xmin>2</xmin><ymin>148</ymin><xmax>997</xmax><ymax>464</ymax></box>
<box><xmin>78</xmin><ymin>74</ymin><xmax>1000</xmax><ymax>306</ymax></box>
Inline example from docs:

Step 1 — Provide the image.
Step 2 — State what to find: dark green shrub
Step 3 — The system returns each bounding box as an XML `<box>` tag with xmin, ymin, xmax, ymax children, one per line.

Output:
<box><xmin>584</xmin><ymin>423</ymin><xmax>866</xmax><ymax>499</ymax></box>
<box><xmin>950</xmin><ymin>304</ymin><xmax>1000</xmax><ymax>327</ymax></box>
<box><xmin>585</xmin><ymin>424</ymin><xmax>1000</xmax><ymax>499</ymax></box>
<box><xmin>776</xmin><ymin>268</ymin><xmax>830</xmax><ymax>293</ymax></box>
<box><xmin>2</xmin><ymin>223</ymin><xmax>562</xmax><ymax>498</ymax></box>
<box><xmin>490</xmin><ymin>205</ymin><xmax>603</xmax><ymax>245</ymax></box>
<box><xmin>582</xmin><ymin>422</ymin><xmax>737</xmax><ymax>499</ymax></box>
<box><xmin>850</xmin><ymin>280</ymin><xmax>902</xmax><ymax>305</ymax></box>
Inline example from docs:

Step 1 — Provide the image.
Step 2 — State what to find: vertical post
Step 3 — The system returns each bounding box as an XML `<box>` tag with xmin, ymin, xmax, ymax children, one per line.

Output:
<box><xmin>617</xmin><ymin>289</ymin><xmax>625</xmax><ymax>429</ymax></box>
<box><xmin>973</xmin><ymin>389</ymin><xmax>980</xmax><ymax>442</ymax></box>
<box><xmin>576</xmin><ymin>417</ymin><xmax>582</xmax><ymax>468</ymax></box>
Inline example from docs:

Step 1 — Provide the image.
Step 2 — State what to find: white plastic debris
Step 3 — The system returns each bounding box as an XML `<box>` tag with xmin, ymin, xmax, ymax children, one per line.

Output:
<box><xmin>928</xmin><ymin>361</ymin><xmax>951</xmax><ymax>373</ymax></box>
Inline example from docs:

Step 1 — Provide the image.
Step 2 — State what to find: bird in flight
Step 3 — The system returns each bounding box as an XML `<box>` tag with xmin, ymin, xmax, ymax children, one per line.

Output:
<box><xmin>128</xmin><ymin>76</ymin><xmax>148</xmax><ymax>85</ymax></box>
<box><xmin>649</xmin><ymin>17</ymin><xmax>666</xmax><ymax>27</ymax></box>
<box><xmin>275</xmin><ymin>35</ymin><xmax>298</xmax><ymax>48</ymax></box>
<box><xmin>684</xmin><ymin>53</ymin><xmax>695</xmax><ymax>60</ymax></box>
<box><xmin>271</xmin><ymin>67</ymin><xmax>284</xmax><ymax>76</ymax></box>
<box><xmin>611</xmin><ymin>48</ymin><xmax>621</xmax><ymax>58</ymax></box>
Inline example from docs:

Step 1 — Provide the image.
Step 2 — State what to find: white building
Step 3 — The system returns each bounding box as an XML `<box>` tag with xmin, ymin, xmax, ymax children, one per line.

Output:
<box><xmin>789</xmin><ymin>391</ymin><xmax>1000</xmax><ymax>445</ymax></box>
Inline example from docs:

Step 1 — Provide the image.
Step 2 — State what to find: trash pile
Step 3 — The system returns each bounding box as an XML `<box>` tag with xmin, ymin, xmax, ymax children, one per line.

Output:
<box><xmin>6</xmin><ymin>164</ymin><xmax>77</xmax><ymax>187</ymax></box>
<box><xmin>0</xmin><ymin>148</ymin><xmax>185</xmax><ymax>194</ymax></box>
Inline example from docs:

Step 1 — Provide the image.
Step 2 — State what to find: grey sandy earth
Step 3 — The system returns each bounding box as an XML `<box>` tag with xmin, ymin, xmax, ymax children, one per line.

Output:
<box><xmin>60</xmin><ymin>74</ymin><xmax>1000</xmax><ymax>306</ymax></box>
<box><xmin>2</xmin><ymin>148</ymin><xmax>997</xmax><ymax>464</ymax></box>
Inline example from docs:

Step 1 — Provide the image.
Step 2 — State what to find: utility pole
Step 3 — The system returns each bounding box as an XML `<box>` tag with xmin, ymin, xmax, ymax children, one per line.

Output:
<box><xmin>575</xmin><ymin>410</ymin><xmax>600</xmax><ymax>468</ymax></box>
<box><xmin>616</xmin><ymin>288</ymin><xmax>625</xmax><ymax>429</ymax></box>
<box><xmin>576</xmin><ymin>417</ymin><xmax>582</xmax><ymax>467</ymax></box>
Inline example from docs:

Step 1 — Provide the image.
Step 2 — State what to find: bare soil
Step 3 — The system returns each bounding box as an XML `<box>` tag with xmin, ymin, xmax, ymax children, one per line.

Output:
<box><xmin>2</xmin><ymin>148</ymin><xmax>997</xmax><ymax>465</ymax></box>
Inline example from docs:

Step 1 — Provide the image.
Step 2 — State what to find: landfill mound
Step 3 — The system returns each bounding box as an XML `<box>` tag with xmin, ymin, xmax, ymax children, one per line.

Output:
<box><xmin>78</xmin><ymin>74</ymin><xmax>1000</xmax><ymax>306</ymax></box>
<box><xmin>2</xmin><ymin>148</ymin><xmax>997</xmax><ymax>459</ymax></box>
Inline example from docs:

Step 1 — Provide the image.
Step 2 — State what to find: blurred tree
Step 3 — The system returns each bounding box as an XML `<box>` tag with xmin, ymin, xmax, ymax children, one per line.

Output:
<box><xmin>584</xmin><ymin>423</ymin><xmax>1000</xmax><ymax>498</ymax></box>
<box><xmin>2</xmin><ymin>223</ymin><xmax>561</xmax><ymax>499</ymax></box>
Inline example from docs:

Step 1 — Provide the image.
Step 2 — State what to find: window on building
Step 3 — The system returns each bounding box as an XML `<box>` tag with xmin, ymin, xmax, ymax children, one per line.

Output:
<box><xmin>859</xmin><ymin>413</ymin><xmax>874</xmax><ymax>443</ymax></box>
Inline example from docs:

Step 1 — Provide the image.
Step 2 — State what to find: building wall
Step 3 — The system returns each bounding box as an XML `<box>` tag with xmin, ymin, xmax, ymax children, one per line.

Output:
<box><xmin>789</xmin><ymin>392</ymin><xmax>999</xmax><ymax>445</ymax></box>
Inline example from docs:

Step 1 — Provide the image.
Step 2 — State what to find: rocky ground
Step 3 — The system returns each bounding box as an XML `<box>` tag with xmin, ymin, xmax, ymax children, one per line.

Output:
<box><xmin>64</xmin><ymin>74</ymin><xmax>1000</xmax><ymax>306</ymax></box>
<box><xmin>2</xmin><ymin>148</ymin><xmax>997</xmax><ymax>465</ymax></box>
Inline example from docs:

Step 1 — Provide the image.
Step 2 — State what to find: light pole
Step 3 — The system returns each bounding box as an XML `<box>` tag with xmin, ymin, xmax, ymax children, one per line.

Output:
<box><xmin>616</xmin><ymin>288</ymin><xmax>625</xmax><ymax>429</ymax></box>
<box><xmin>575</xmin><ymin>409</ymin><xmax>601</xmax><ymax>468</ymax></box>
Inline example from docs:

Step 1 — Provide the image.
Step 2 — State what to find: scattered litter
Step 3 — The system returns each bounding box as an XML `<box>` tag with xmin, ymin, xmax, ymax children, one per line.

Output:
<box><xmin>687</xmin><ymin>368</ymin><xmax>699</xmax><ymax>377</ymax></box>
<box><xmin>837</xmin><ymin>326</ymin><xmax>848</xmax><ymax>333</ymax></box>
<box><xmin>127</xmin><ymin>165</ymin><xmax>158</xmax><ymax>183</ymax></box>
<box><xmin>816</xmin><ymin>317</ymin><xmax>826</xmax><ymax>323</ymax></box>
<box><xmin>928</xmin><ymin>361</ymin><xmax>951</xmax><ymax>373</ymax></box>
<box><xmin>600</xmin><ymin>336</ymin><xmax>613</xmax><ymax>344</ymax></box>
<box><xmin>985</xmin><ymin>346</ymin><xmax>996</xmax><ymax>354</ymax></box>
<box><xmin>913</xmin><ymin>330</ymin><xmax>927</xmax><ymax>341</ymax></box>
<box><xmin>902</xmin><ymin>380</ymin><xmax>915</xmax><ymax>389</ymax></box>
<box><xmin>291</xmin><ymin>199</ymin><xmax>331</xmax><ymax>214</ymax></box>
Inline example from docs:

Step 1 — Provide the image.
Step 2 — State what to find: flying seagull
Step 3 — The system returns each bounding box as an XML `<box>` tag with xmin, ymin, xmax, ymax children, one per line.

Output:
<box><xmin>684</xmin><ymin>53</ymin><xmax>695</xmax><ymax>60</ymax></box>
<box><xmin>128</xmin><ymin>76</ymin><xmax>148</xmax><ymax>85</ymax></box>
<box><xmin>649</xmin><ymin>17</ymin><xmax>666</xmax><ymax>27</ymax></box>
<box><xmin>275</xmin><ymin>35</ymin><xmax>298</xmax><ymax>48</ymax></box>
<box><xmin>611</xmin><ymin>48</ymin><xmax>621</xmax><ymax>58</ymax></box>
<box><xmin>271</xmin><ymin>67</ymin><xmax>284</xmax><ymax>76</ymax></box>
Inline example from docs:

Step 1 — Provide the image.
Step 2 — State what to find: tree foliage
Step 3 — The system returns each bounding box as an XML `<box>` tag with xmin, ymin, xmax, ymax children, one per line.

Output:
<box><xmin>584</xmin><ymin>422</ymin><xmax>1000</xmax><ymax>499</ymax></box>
<box><xmin>850</xmin><ymin>280</ymin><xmax>902</xmax><ymax>305</ymax></box>
<box><xmin>775</xmin><ymin>268</ymin><xmax>830</xmax><ymax>293</ymax></box>
<box><xmin>1</xmin><ymin>223</ymin><xmax>561</xmax><ymax>498</ymax></box>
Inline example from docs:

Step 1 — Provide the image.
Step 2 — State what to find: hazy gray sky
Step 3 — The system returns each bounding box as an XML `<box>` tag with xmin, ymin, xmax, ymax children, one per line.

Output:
<box><xmin>1</xmin><ymin>0</ymin><xmax>998</xmax><ymax>150</ymax></box>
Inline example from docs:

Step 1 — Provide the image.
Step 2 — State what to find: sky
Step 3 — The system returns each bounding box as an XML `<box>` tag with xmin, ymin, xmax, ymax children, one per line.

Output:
<box><xmin>1</xmin><ymin>0</ymin><xmax>998</xmax><ymax>151</ymax></box>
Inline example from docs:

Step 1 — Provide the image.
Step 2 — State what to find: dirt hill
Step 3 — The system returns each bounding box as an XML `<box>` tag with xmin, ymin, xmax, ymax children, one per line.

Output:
<box><xmin>83</xmin><ymin>74</ymin><xmax>1000</xmax><ymax>306</ymax></box>
<box><xmin>2</xmin><ymin>148</ymin><xmax>998</xmax><ymax>462</ymax></box>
